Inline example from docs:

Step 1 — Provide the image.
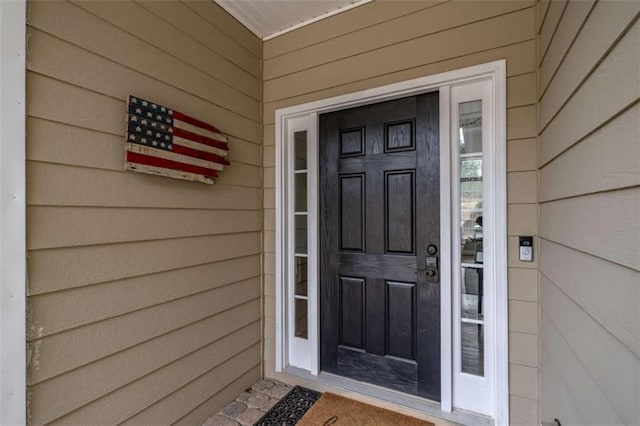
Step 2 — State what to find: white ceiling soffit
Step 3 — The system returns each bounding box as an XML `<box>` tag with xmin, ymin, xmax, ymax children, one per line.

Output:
<box><xmin>214</xmin><ymin>0</ymin><xmax>372</xmax><ymax>40</ymax></box>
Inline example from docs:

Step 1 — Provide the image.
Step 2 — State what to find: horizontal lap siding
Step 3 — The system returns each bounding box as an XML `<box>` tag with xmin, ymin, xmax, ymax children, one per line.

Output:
<box><xmin>25</xmin><ymin>1</ymin><xmax>262</xmax><ymax>424</ymax></box>
<box><xmin>537</xmin><ymin>2</ymin><xmax>640</xmax><ymax>425</ymax></box>
<box><xmin>262</xmin><ymin>2</ymin><xmax>538</xmax><ymax>423</ymax></box>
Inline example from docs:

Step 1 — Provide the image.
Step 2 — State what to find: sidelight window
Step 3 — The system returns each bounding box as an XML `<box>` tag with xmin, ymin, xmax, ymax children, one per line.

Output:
<box><xmin>280</xmin><ymin>114</ymin><xmax>319</xmax><ymax>372</ymax></box>
<box><xmin>293</xmin><ymin>131</ymin><xmax>308</xmax><ymax>339</ymax></box>
<box><xmin>451</xmin><ymin>80</ymin><xmax>496</xmax><ymax>416</ymax></box>
<box><xmin>459</xmin><ymin>100</ymin><xmax>485</xmax><ymax>376</ymax></box>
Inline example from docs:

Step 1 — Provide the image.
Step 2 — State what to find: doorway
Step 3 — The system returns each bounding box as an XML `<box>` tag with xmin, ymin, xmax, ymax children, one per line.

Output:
<box><xmin>318</xmin><ymin>93</ymin><xmax>441</xmax><ymax>400</ymax></box>
<box><xmin>274</xmin><ymin>60</ymin><xmax>508</xmax><ymax>423</ymax></box>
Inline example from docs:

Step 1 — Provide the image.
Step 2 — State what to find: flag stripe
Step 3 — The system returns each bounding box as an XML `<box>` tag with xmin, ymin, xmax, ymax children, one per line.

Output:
<box><xmin>171</xmin><ymin>144</ymin><xmax>230</xmax><ymax>166</ymax></box>
<box><xmin>126</xmin><ymin>143</ymin><xmax>224</xmax><ymax>171</ymax></box>
<box><xmin>126</xmin><ymin>151</ymin><xmax>219</xmax><ymax>179</ymax></box>
<box><xmin>126</xmin><ymin>162</ymin><xmax>214</xmax><ymax>184</ymax></box>
<box><xmin>173</xmin><ymin>136</ymin><xmax>228</xmax><ymax>157</ymax></box>
<box><xmin>173</xmin><ymin>111</ymin><xmax>221</xmax><ymax>134</ymax></box>
<box><xmin>173</xmin><ymin>127</ymin><xmax>228</xmax><ymax>151</ymax></box>
<box><xmin>174</xmin><ymin>118</ymin><xmax>227</xmax><ymax>143</ymax></box>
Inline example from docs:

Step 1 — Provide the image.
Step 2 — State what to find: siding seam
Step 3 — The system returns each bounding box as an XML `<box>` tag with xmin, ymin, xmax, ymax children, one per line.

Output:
<box><xmin>262</xmin><ymin>0</ymin><xmax>452</xmax><ymax>60</ymax></box>
<box><xmin>28</xmin><ymin>278</ymin><xmax>262</xmax><ymax>340</ymax></box>
<box><xmin>537</xmin><ymin>0</ymin><xmax>598</xmax><ymax>98</ymax></box>
<box><xmin>26</xmin><ymin>229</ymin><xmax>262</xmax><ymax>253</ymax></box>
<box><xmin>539</xmin><ymin>343</ymin><xmax>587</xmax><ymax>424</ymax></box>
<box><xmin>180</xmin><ymin>0</ymin><xmax>261</xmax><ymax>60</ymax></box>
<box><xmin>25</xmin><ymin>159</ymin><xmax>262</xmax><ymax>189</ymax></box>
<box><xmin>538</xmin><ymin>236</ymin><xmax>640</xmax><ymax>274</ymax></box>
<box><xmin>131</xmin><ymin>0</ymin><xmax>262</xmax><ymax>80</ymax></box>
<box><xmin>265</xmin><ymin>38</ymin><xmax>536</xmax><ymax>104</ymax></box>
<box><xmin>26</xmin><ymin>65</ymin><xmax>262</xmax><ymax>129</ymax></box>
<box><xmin>68</xmin><ymin>0</ymin><xmax>261</xmax><ymax>81</ymax></box>
<box><xmin>171</xmin><ymin>364</ymin><xmax>261</xmax><ymax>425</ymax></box>
<box><xmin>31</xmin><ymin>312</ymin><xmax>262</xmax><ymax>391</ymax></box>
<box><xmin>539</xmin><ymin>268</ymin><xmax>639</xmax><ymax>358</ymax></box>
<box><xmin>539</xmin><ymin>307</ymin><xmax>629</xmax><ymax>422</ymax></box>
<box><xmin>537</xmin><ymin>12</ymin><xmax>640</xmax><ymax>134</ymax></box>
<box><xmin>263</xmin><ymin>4</ymin><xmax>535</xmax><ymax>82</ymax></box>
<box><xmin>537</xmin><ymin>1</ymin><xmax>553</xmax><ymax>35</ymax></box>
<box><xmin>52</xmin><ymin>339</ymin><xmax>261</xmax><ymax>424</ymax></box>
<box><xmin>537</xmin><ymin>98</ymin><xmax>640</xmax><ymax>169</ymax></box>
<box><xmin>117</xmin><ymin>346</ymin><xmax>262</xmax><ymax>425</ymax></box>
<box><xmin>537</xmin><ymin>0</ymin><xmax>569</xmax><ymax>67</ymax></box>
<box><xmin>538</xmin><ymin>182</ymin><xmax>640</xmax><ymax>204</ymax></box>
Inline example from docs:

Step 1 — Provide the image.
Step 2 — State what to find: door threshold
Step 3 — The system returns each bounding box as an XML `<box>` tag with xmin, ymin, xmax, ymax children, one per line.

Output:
<box><xmin>283</xmin><ymin>366</ymin><xmax>493</xmax><ymax>426</ymax></box>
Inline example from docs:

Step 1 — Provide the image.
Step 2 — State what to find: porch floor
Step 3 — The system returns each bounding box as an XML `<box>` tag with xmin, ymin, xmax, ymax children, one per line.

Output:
<box><xmin>202</xmin><ymin>379</ymin><xmax>293</xmax><ymax>426</ymax></box>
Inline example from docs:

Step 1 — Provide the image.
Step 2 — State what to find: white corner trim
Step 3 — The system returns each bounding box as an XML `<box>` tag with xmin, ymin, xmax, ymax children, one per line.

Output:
<box><xmin>275</xmin><ymin>60</ymin><xmax>508</xmax><ymax>424</ymax></box>
<box><xmin>0</xmin><ymin>0</ymin><xmax>27</xmax><ymax>425</ymax></box>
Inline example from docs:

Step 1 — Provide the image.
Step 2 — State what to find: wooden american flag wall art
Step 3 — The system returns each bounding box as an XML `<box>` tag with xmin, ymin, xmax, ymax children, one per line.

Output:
<box><xmin>124</xmin><ymin>95</ymin><xmax>229</xmax><ymax>184</ymax></box>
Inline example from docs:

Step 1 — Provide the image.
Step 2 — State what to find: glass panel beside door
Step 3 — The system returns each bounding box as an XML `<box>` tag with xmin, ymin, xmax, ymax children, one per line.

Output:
<box><xmin>293</xmin><ymin>131</ymin><xmax>308</xmax><ymax>340</ymax></box>
<box><xmin>458</xmin><ymin>100</ymin><xmax>484</xmax><ymax>377</ymax></box>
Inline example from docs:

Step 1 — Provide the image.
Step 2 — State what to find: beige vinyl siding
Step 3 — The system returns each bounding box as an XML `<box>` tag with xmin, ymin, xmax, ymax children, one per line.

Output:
<box><xmin>25</xmin><ymin>1</ymin><xmax>262</xmax><ymax>424</ymax></box>
<box><xmin>262</xmin><ymin>1</ymin><xmax>539</xmax><ymax>423</ymax></box>
<box><xmin>537</xmin><ymin>1</ymin><xmax>640</xmax><ymax>425</ymax></box>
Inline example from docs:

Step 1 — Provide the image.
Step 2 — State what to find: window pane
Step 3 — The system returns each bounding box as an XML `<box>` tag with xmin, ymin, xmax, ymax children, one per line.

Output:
<box><xmin>294</xmin><ymin>131</ymin><xmax>307</xmax><ymax>170</ymax></box>
<box><xmin>459</xmin><ymin>100</ymin><xmax>483</xmax><ymax>264</ymax></box>
<box><xmin>295</xmin><ymin>256</ymin><xmax>308</xmax><ymax>297</ymax></box>
<box><xmin>459</xmin><ymin>100</ymin><xmax>482</xmax><ymax>154</ymax></box>
<box><xmin>459</xmin><ymin>100</ymin><xmax>485</xmax><ymax>378</ymax></box>
<box><xmin>461</xmin><ymin>322</ymin><xmax>484</xmax><ymax>376</ymax></box>
<box><xmin>295</xmin><ymin>215</ymin><xmax>307</xmax><ymax>255</ymax></box>
<box><xmin>461</xmin><ymin>267</ymin><xmax>484</xmax><ymax>321</ymax></box>
<box><xmin>460</xmin><ymin>172</ymin><xmax>483</xmax><ymax>262</ymax></box>
<box><xmin>295</xmin><ymin>173</ymin><xmax>307</xmax><ymax>212</ymax></box>
<box><xmin>295</xmin><ymin>298</ymin><xmax>308</xmax><ymax>339</ymax></box>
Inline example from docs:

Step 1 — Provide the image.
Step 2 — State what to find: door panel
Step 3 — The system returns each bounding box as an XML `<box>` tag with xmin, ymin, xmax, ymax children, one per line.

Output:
<box><xmin>339</xmin><ymin>174</ymin><xmax>365</xmax><ymax>251</ymax></box>
<box><xmin>320</xmin><ymin>92</ymin><xmax>441</xmax><ymax>400</ymax></box>
<box><xmin>385</xmin><ymin>170</ymin><xmax>415</xmax><ymax>254</ymax></box>
<box><xmin>386</xmin><ymin>280</ymin><xmax>416</xmax><ymax>360</ymax></box>
<box><xmin>339</xmin><ymin>276</ymin><xmax>365</xmax><ymax>349</ymax></box>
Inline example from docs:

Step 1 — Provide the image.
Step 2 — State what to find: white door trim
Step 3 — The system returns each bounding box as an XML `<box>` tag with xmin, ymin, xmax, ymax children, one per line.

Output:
<box><xmin>0</xmin><ymin>0</ymin><xmax>27</xmax><ymax>424</ymax></box>
<box><xmin>275</xmin><ymin>60</ymin><xmax>507</xmax><ymax>423</ymax></box>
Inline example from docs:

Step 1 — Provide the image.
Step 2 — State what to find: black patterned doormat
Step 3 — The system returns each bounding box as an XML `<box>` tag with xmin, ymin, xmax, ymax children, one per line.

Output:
<box><xmin>254</xmin><ymin>386</ymin><xmax>322</xmax><ymax>425</ymax></box>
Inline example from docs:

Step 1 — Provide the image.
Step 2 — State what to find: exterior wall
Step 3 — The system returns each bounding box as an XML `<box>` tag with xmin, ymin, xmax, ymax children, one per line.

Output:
<box><xmin>25</xmin><ymin>1</ymin><xmax>262</xmax><ymax>424</ymax></box>
<box><xmin>536</xmin><ymin>1</ymin><xmax>640</xmax><ymax>425</ymax></box>
<box><xmin>262</xmin><ymin>1</ymin><xmax>539</xmax><ymax>423</ymax></box>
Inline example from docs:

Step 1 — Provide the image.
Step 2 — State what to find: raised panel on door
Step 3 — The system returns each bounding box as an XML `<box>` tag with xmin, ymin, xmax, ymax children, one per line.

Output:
<box><xmin>385</xmin><ymin>170</ymin><xmax>415</xmax><ymax>254</ymax></box>
<box><xmin>386</xmin><ymin>280</ymin><xmax>417</xmax><ymax>360</ymax></box>
<box><xmin>339</xmin><ymin>276</ymin><xmax>365</xmax><ymax>349</ymax></box>
<box><xmin>339</xmin><ymin>174</ymin><xmax>365</xmax><ymax>252</ymax></box>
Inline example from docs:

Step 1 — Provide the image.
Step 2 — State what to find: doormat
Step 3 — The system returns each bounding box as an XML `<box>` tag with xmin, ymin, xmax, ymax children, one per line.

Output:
<box><xmin>296</xmin><ymin>393</ymin><xmax>435</xmax><ymax>426</ymax></box>
<box><xmin>254</xmin><ymin>385</ymin><xmax>322</xmax><ymax>425</ymax></box>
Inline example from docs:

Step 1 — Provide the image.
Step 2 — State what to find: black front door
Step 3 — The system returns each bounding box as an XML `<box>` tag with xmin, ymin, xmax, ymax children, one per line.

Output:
<box><xmin>319</xmin><ymin>92</ymin><xmax>440</xmax><ymax>401</ymax></box>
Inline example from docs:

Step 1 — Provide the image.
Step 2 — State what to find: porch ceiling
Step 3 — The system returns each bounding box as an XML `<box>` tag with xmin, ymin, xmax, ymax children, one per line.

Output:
<box><xmin>213</xmin><ymin>0</ymin><xmax>370</xmax><ymax>40</ymax></box>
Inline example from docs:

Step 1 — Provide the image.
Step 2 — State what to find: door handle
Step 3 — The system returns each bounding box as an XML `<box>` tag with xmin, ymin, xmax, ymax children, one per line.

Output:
<box><xmin>425</xmin><ymin>244</ymin><xmax>439</xmax><ymax>282</ymax></box>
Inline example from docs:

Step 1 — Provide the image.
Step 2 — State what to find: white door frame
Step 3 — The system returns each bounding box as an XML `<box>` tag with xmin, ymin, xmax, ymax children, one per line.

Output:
<box><xmin>275</xmin><ymin>60</ymin><xmax>507</xmax><ymax>423</ymax></box>
<box><xmin>0</xmin><ymin>0</ymin><xmax>27</xmax><ymax>424</ymax></box>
